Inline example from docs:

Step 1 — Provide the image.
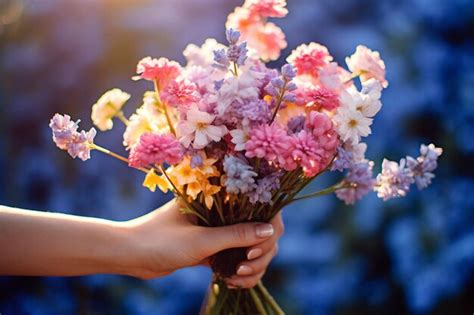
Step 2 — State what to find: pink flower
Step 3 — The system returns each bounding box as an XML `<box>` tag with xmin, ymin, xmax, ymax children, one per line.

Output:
<box><xmin>246</xmin><ymin>0</ymin><xmax>288</xmax><ymax>18</ymax></box>
<box><xmin>291</xmin><ymin>130</ymin><xmax>325</xmax><ymax>177</ymax></box>
<box><xmin>226</xmin><ymin>3</ymin><xmax>287</xmax><ymax>61</ymax></box>
<box><xmin>304</xmin><ymin>86</ymin><xmax>340</xmax><ymax>112</ymax></box>
<box><xmin>346</xmin><ymin>45</ymin><xmax>388</xmax><ymax>88</ymax></box>
<box><xmin>134</xmin><ymin>57</ymin><xmax>181</xmax><ymax>89</ymax></box>
<box><xmin>128</xmin><ymin>133</ymin><xmax>183</xmax><ymax>168</ymax></box>
<box><xmin>319</xmin><ymin>62</ymin><xmax>352</xmax><ymax>92</ymax></box>
<box><xmin>305</xmin><ymin>111</ymin><xmax>339</xmax><ymax>166</ymax></box>
<box><xmin>245</xmin><ymin>123</ymin><xmax>292</xmax><ymax>162</ymax></box>
<box><xmin>287</xmin><ymin>42</ymin><xmax>333</xmax><ymax>79</ymax></box>
<box><xmin>161</xmin><ymin>79</ymin><xmax>199</xmax><ymax>111</ymax></box>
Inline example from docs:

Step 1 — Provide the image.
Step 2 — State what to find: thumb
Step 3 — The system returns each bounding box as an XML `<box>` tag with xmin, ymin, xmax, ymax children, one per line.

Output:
<box><xmin>201</xmin><ymin>222</ymin><xmax>274</xmax><ymax>254</ymax></box>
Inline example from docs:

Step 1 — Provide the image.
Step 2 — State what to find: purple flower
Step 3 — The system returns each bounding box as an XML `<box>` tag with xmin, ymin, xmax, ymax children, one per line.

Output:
<box><xmin>375</xmin><ymin>158</ymin><xmax>415</xmax><ymax>201</ymax></box>
<box><xmin>331</xmin><ymin>147</ymin><xmax>354</xmax><ymax>172</ymax></box>
<box><xmin>241</xmin><ymin>99</ymin><xmax>272</xmax><ymax>125</ymax></box>
<box><xmin>227</xmin><ymin>42</ymin><xmax>248</xmax><ymax>66</ymax></box>
<box><xmin>248</xmin><ymin>173</ymin><xmax>281</xmax><ymax>204</ymax></box>
<box><xmin>336</xmin><ymin>161</ymin><xmax>376</xmax><ymax>205</ymax></box>
<box><xmin>406</xmin><ymin>143</ymin><xmax>442</xmax><ymax>189</ymax></box>
<box><xmin>281</xmin><ymin>64</ymin><xmax>297</xmax><ymax>80</ymax></box>
<box><xmin>287</xmin><ymin>115</ymin><xmax>305</xmax><ymax>135</ymax></box>
<box><xmin>226</xmin><ymin>28</ymin><xmax>240</xmax><ymax>45</ymax></box>
<box><xmin>213</xmin><ymin>48</ymin><xmax>229</xmax><ymax>70</ymax></box>
<box><xmin>223</xmin><ymin>155</ymin><xmax>257</xmax><ymax>194</ymax></box>
<box><xmin>49</xmin><ymin>113</ymin><xmax>96</xmax><ymax>161</ymax></box>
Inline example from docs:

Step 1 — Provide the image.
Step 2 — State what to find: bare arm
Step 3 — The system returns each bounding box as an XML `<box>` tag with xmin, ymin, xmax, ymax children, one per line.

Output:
<box><xmin>0</xmin><ymin>200</ymin><xmax>284</xmax><ymax>287</ymax></box>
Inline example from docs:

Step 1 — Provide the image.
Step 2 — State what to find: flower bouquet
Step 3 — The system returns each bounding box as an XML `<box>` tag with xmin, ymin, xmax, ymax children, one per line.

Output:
<box><xmin>48</xmin><ymin>0</ymin><xmax>442</xmax><ymax>314</ymax></box>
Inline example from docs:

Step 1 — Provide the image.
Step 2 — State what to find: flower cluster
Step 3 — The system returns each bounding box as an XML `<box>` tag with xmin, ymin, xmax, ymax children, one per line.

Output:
<box><xmin>49</xmin><ymin>0</ymin><xmax>441</xmax><ymax>225</ymax></box>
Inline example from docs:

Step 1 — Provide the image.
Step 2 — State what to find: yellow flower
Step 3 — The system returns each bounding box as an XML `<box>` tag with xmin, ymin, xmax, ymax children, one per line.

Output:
<box><xmin>143</xmin><ymin>169</ymin><xmax>171</xmax><ymax>193</ymax></box>
<box><xmin>202</xmin><ymin>181</ymin><xmax>221</xmax><ymax>209</ymax></box>
<box><xmin>168</xmin><ymin>156</ymin><xmax>221</xmax><ymax>209</ymax></box>
<box><xmin>91</xmin><ymin>88</ymin><xmax>130</xmax><ymax>131</ymax></box>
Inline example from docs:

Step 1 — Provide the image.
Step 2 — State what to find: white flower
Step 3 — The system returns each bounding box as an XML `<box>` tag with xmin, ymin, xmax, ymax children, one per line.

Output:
<box><xmin>178</xmin><ymin>106</ymin><xmax>228</xmax><ymax>149</ymax></box>
<box><xmin>216</xmin><ymin>70</ymin><xmax>261</xmax><ymax>116</ymax></box>
<box><xmin>123</xmin><ymin>91</ymin><xmax>169</xmax><ymax>149</ymax></box>
<box><xmin>230</xmin><ymin>128</ymin><xmax>249</xmax><ymax>151</ymax></box>
<box><xmin>339</xmin><ymin>85</ymin><xmax>382</xmax><ymax>118</ymax></box>
<box><xmin>333</xmin><ymin>106</ymin><xmax>372</xmax><ymax>144</ymax></box>
<box><xmin>183</xmin><ymin>38</ymin><xmax>226</xmax><ymax>67</ymax></box>
<box><xmin>91</xmin><ymin>88</ymin><xmax>130</xmax><ymax>131</ymax></box>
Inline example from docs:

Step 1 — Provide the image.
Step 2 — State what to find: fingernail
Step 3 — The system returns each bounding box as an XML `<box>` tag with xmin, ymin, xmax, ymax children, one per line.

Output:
<box><xmin>237</xmin><ymin>265</ymin><xmax>253</xmax><ymax>276</ymax></box>
<box><xmin>256</xmin><ymin>224</ymin><xmax>274</xmax><ymax>238</ymax></box>
<box><xmin>247</xmin><ymin>248</ymin><xmax>263</xmax><ymax>260</ymax></box>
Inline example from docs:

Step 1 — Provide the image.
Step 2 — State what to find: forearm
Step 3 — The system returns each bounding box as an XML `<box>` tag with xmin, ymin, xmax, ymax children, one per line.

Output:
<box><xmin>0</xmin><ymin>205</ymin><xmax>136</xmax><ymax>277</ymax></box>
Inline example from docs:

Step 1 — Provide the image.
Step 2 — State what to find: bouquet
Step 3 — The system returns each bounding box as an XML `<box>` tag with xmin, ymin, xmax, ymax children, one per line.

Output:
<box><xmin>48</xmin><ymin>0</ymin><xmax>442</xmax><ymax>313</ymax></box>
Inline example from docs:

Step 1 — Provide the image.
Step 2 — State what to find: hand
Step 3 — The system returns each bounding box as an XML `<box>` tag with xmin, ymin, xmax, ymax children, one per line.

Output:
<box><xmin>122</xmin><ymin>199</ymin><xmax>284</xmax><ymax>287</ymax></box>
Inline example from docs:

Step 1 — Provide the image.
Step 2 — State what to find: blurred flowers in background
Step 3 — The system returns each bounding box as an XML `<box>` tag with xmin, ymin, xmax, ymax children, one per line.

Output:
<box><xmin>0</xmin><ymin>0</ymin><xmax>473</xmax><ymax>314</ymax></box>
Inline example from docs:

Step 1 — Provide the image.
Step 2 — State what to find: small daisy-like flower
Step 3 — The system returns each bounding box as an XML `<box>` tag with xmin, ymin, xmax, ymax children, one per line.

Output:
<box><xmin>128</xmin><ymin>133</ymin><xmax>183</xmax><ymax>168</ymax></box>
<box><xmin>333</xmin><ymin>106</ymin><xmax>372</xmax><ymax>144</ymax></box>
<box><xmin>230</xmin><ymin>128</ymin><xmax>250</xmax><ymax>151</ymax></box>
<box><xmin>346</xmin><ymin>45</ymin><xmax>388</xmax><ymax>88</ymax></box>
<box><xmin>49</xmin><ymin>114</ymin><xmax>96</xmax><ymax>161</ymax></box>
<box><xmin>178</xmin><ymin>106</ymin><xmax>228</xmax><ymax>149</ymax></box>
<box><xmin>91</xmin><ymin>88</ymin><xmax>130</xmax><ymax>131</ymax></box>
<box><xmin>287</xmin><ymin>42</ymin><xmax>333</xmax><ymax>79</ymax></box>
<box><xmin>134</xmin><ymin>57</ymin><xmax>181</xmax><ymax>89</ymax></box>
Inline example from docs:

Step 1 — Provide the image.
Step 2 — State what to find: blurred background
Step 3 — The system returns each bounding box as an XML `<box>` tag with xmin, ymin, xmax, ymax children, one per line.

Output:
<box><xmin>0</xmin><ymin>0</ymin><xmax>473</xmax><ymax>314</ymax></box>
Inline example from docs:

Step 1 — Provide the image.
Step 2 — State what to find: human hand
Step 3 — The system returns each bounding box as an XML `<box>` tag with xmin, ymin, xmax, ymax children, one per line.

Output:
<box><xmin>121</xmin><ymin>199</ymin><xmax>284</xmax><ymax>287</ymax></box>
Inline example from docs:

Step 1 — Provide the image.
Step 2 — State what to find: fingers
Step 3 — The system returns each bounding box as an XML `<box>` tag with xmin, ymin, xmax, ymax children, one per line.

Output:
<box><xmin>227</xmin><ymin>270</ymin><xmax>266</xmax><ymax>289</ymax></box>
<box><xmin>246</xmin><ymin>213</ymin><xmax>284</xmax><ymax>260</ymax></box>
<box><xmin>199</xmin><ymin>222</ymin><xmax>274</xmax><ymax>256</ymax></box>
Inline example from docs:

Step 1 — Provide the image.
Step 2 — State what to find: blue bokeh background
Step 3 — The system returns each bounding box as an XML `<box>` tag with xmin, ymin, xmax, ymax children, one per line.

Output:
<box><xmin>1</xmin><ymin>0</ymin><xmax>473</xmax><ymax>314</ymax></box>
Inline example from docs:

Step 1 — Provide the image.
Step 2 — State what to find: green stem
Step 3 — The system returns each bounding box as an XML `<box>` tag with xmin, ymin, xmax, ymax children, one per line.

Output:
<box><xmin>289</xmin><ymin>181</ymin><xmax>350</xmax><ymax>204</ymax></box>
<box><xmin>249</xmin><ymin>288</ymin><xmax>268</xmax><ymax>315</ymax></box>
<box><xmin>89</xmin><ymin>143</ymin><xmax>148</xmax><ymax>173</ymax></box>
<box><xmin>233</xmin><ymin>62</ymin><xmax>239</xmax><ymax>76</ymax></box>
<box><xmin>257</xmin><ymin>282</ymin><xmax>285</xmax><ymax>315</ymax></box>
<box><xmin>269</xmin><ymin>80</ymin><xmax>288</xmax><ymax>125</ymax></box>
<box><xmin>115</xmin><ymin>111</ymin><xmax>129</xmax><ymax>125</ymax></box>
<box><xmin>153</xmin><ymin>80</ymin><xmax>176</xmax><ymax>136</ymax></box>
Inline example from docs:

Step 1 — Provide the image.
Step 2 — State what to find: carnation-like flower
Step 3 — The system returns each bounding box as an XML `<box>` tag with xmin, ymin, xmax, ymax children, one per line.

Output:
<box><xmin>245</xmin><ymin>123</ymin><xmax>292</xmax><ymax>162</ymax></box>
<box><xmin>222</xmin><ymin>155</ymin><xmax>257</xmax><ymax>194</ymax></box>
<box><xmin>305</xmin><ymin>86</ymin><xmax>340</xmax><ymax>112</ymax></box>
<box><xmin>245</xmin><ymin>0</ymin><xmax>288</xmax><ymax>18</ymax></box>
<box><xmin>336</xmin><ymin>161</ymin><xmax>376</xmax><ymax>205</ymax></box>
<box><xmin>346</xmin><ymin>45</ymin><xmax>388</xmax><ymax>88</ymax></box>
<box><xmin>49</xmin><ymin>114</ymin><xmax>96</xmax><ymax>161</ymax></box>
<box><xmin>128</xmin><ymin>133</ymin><xmax>183</xmax><ymax>168</ymax></box>
<box><xmin>134</xmin><ymin>57</ymin><xmax>181</xmax><ymax>89</ymax></box>
<box><xmin>248</xmin><ymin>173</ymin><xmax>281</xmax><ymax>204</ymax></box>
<box><xmin>160</xmin><ymin>79</ymin><xmax>199</xmax><ymax>110</ymax></box>
<box><xmin>406</xmin><ymin>143</ymin><xmax>443</xmax><ymax>189</ymax></box>
<box><xmin>91</xmin><ymin>88</ymin><xmax>130</xmax><ymax>131</ymax></box>
<box><xmin>304</xmin><ymin>111</ymin><xmax>339</xmax><ymax>169</ymax></box>
<box><xmin>178</xmin><ymin>106</ymin><xmax>228</xmax><ymax>149</ymax></box>
<box><xmin>287</xmin><ymin>42</ymin><xmax>333</xmax><ymax>79</ymax></box>
<box><xmin>333</xmin><ymin>106</ymin><xmax>372</xmax><ymax>144</ymax></box>
<box><xmin>291</xmin><ymin>130</ymin><xmax>325</xmax><ymax>177</ymax></box>
<box><xmin>226</xmin><ymin>1</ymin><xmax>287</xmax><ymax>61</ymax></box>
<box><xmin>375</xmin><ymin>158</ymin><xmax>414</xmax><ymax>201</ymax></box>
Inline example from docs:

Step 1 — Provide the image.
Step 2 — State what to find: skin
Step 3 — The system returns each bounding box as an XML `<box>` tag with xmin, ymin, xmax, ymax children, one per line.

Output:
<box><xmin>0</xmin><ymin>199</ymin><xmax>284</xmax><ymax>288</ymax></box>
